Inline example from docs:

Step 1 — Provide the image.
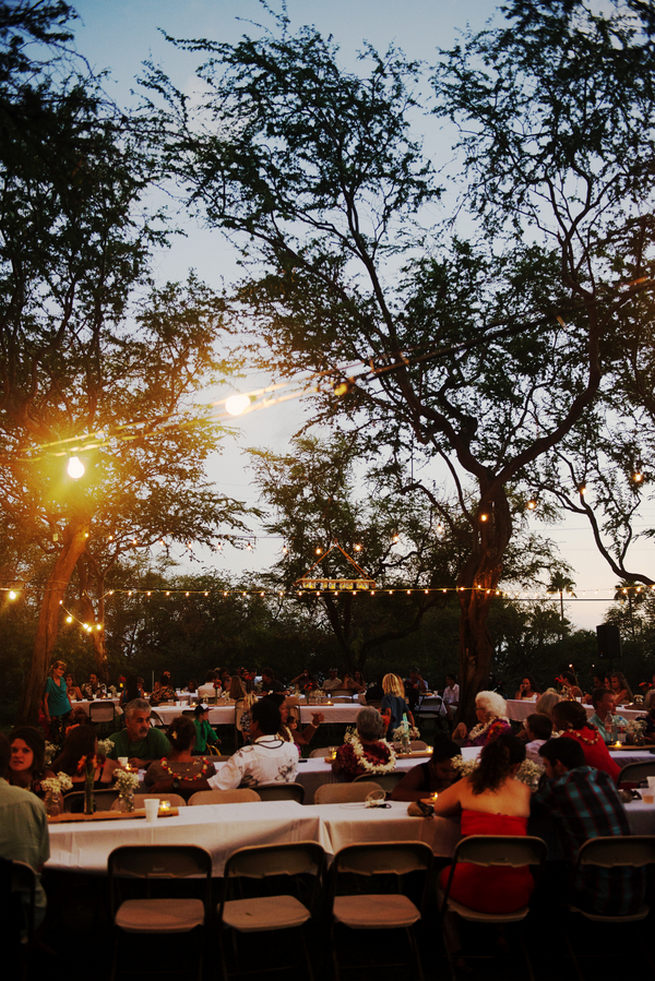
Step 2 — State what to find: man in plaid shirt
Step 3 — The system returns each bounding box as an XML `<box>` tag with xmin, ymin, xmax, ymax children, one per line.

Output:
<box><xmin>533</xmin><ymin>737</ymin><xmax>645</xmax><ymax>915</ymax></box>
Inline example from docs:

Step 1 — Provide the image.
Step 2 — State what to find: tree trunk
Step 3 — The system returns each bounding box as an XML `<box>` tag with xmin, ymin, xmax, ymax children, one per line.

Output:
<box><xmin>456</xmin><ymin>484</ymin><xmax>512</xmax><ymax>724</ymax></box>
<box><xmin>18</xmin><ymin>518</ymin><xmax>89</xmax><ymax>725</ymax></box>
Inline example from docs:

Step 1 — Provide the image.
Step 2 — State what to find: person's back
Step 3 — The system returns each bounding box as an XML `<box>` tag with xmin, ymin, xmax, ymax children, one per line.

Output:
<box><xmin>434</xmin><ymin>734</ymin><xmax>533</xmax><ymax>913</ymax></box>
<box><xmin>535</xmin><ymin>738</ymin><xmax>644</xmax><ymax>915</ymax></box>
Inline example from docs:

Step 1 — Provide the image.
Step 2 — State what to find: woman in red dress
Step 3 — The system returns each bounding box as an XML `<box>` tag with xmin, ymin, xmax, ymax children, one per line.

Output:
<box><xmin>433</xmin><ymin>734</ymin><xmax>533</xmax><ymax>913</ymax></box>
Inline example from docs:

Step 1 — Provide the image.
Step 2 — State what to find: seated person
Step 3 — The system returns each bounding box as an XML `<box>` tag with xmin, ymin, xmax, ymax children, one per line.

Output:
<box><xmin>404</xmin><ymin>667</ymin><xmax>428</xmax><ymax>711</ymax></box>
<box><xmin>332</xmin><ymin>707</ymin><xmax>395</xmax><ymax>781</ymax></box>
<box><xmin>144</xmin><ymin>716</ymin><xmax>215</xmax><ymax>792</ymax></box>
<box><xmin>534</xmin><ymin>688</ymin><xmax>561</xmax><ymax>718</ymax></box>
<box><xmin>391</xmin><ymin>735</ymin><xmax>461</xmax><ymax>801</ymax></box>
<box><xmin>442</xmin><ymin>674</ymin><xmax>460</xmax><ymax>709</ymax></box>
<box><xmin>65</xmin><ymin>705</ymin><xmax>90</xmax><ymax>735</ymax></box>
<box><xmin>522</xmin><ymin>713</ymin><xmax>552</xmax><ymax>763</ymax></box>
<box><xmin>149</xmin><ymin>671</ymin><xmax>176</xmax><ymax>706</ymax></box>
<box><xmin>197</xmin><ymin>671</ymin><xmax>221</xmax><ymax>701</ymax></box>
<box><xmin>52</xmin><ymin>725</ymin><xmax>117</xmax><ymax>787</ymax></box>
<box><xmin>82</xmin><ymin>672</ymin><xmax>102</xmax><ymax>700</ymax></box>
<box><xmin>433</xmin><ymin>734</ymin><xmax>533</xmax><ymax>913</ymax></box>
<box><xmin>8</xmin><ymin>726</ymin><xmax>52</xmax><ymax>796</ymax></box>
<box><xmin>192</xmin><ymin>704</ymin><xmax>220</xmax><ymax>754</ymax></box>
<box><xmin>534</xmin><ymin>737</ymin><xmax>645</xmax><ymax>915</ymax></box>
<box><xmin>588</xmin><ymin>687</ymin><xmax>628</xmax><ymax>744</ymax></box>
<box><xmin>322</xmin><ymin>668</ymin><xmax>343</xmax><ymax>692</ymax></box>
<box><xmin>381</xmin><ymin>673</ymin><xmax>414</xmax><ymax>738</ymax></box>
<box><xmin>557</xmin><ymin>670</ymin><xmax>582</xmax><ymax>699</ymax></box>
<box><xmin>65</xmin><ymin>673</ymin><xmax>83</xmax><ymax>701</ymax></box>
<box><xmin>265</xmin><ymin>693</ymin><xmax>324</xmax><ymax>748</ymax></box>
<box><xmin>260</xmin><ymin>666</ymin><xmax>285</xmax><ymax>694</ymax></box>
<box><xmin>515</xmin><ymin>675</ymin><xmax>538</xmax><ymax>700</ymax></box>
<box><xmin>551</xmin><ymin>700</ymin><xmax>620</xmax><ymax>783</ymax></box>
<box><xmin>342</xmin><ymin>670</ymin><xmax>366</xmax><ymax>694</ymax></box>
<box><xmin>0</xmin><ymin>733</ymin><xmax>50</xmax><ymax>930</ymax></box>
<box><xmin>452</xmin><ymin>691</ymin><xmax>511</xmax><ymax>747</ymax></box>
<box><xmin>608</xmin><ymin>670</ymin><xmax>633</xmax><ymax>707</ymax></box>
<box><xmin>206</xmin><ymin>700</ymin><xmax>299</xmax><ymax>790</ymax></box>
<box><xmin>106</xmin><ymin>698</ymin><xmax>171</xmax><ymax>767</ymax></box>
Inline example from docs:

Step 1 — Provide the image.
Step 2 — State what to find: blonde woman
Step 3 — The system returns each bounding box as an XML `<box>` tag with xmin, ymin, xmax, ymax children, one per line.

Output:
<box><xmin>381</xmin><ymin>673</ymin><xmax>413</xmax><ymax>738</ymax></box>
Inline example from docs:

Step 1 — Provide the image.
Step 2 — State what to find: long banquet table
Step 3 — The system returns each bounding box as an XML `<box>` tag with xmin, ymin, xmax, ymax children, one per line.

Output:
<box><xmin>45</xmin><ymin>799</ymin><xmax>459</xmax><ymax>875</ymax></box>
<box><xmin>150</xmin><ymin>700</ymin><xmax>363</xmax><ymax>727</ymax></box>
<box><xmin>506</xmin><ymin>698</ymin><xmax>644</xmax><ymax>724</ymax></box>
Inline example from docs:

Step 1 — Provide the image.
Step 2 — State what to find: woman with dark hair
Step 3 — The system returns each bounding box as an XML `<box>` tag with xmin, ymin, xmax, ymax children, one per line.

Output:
<box><xmin>192</xmin><ymin>704</ymin><xmax>220</xmax><ymax>754</ymax></box>
<box><xmin>150</xmin><ymin>670</ymin><xmax>176</xmax><ymax>706</ymax></box>
<box><xmin>144</xmin><ymin>715</ymin><xmax>215</xmax><ymax>791</ymax></box>
<box><xmin>551</xmin><ymin>700</ymin><xmax>620</xmax><ymax>783</ymax></box>
<box><xmin>8</xmin><ymin>726</ymin><xmax>51</xmax><ymax>795</ymax></box>
<box><xmin>120</xmin><ymin>673</ymin><xmax>144</xmax><ymax>708</ymax></box>
<box><xmin>515</xmin><ymin>675</ymin><xmax>538</xmax><ymax>700</ymax></box>
<box><xmin>609</xmin><ymin>670</ymin><xmax>633</xmax><ymax>707</ymax></box>
<box><xmin>52</xmin><ymin>724</ymin><xmax>117</xmax><ymax>787</ymax></box>
<box><xmin>433</xmin><ymin>734</ymin><xmax>533</xmax><ymax>913</ymax></box>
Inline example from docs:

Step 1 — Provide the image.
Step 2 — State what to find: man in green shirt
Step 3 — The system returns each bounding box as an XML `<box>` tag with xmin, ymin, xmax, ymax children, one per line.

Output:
<box><xmin>108</xmin><ymin>698</ymin><xmax>171</xmax><ymax>767</ymax></box>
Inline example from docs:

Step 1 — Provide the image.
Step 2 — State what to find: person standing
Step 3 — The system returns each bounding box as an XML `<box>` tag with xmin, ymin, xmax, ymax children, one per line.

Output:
<box><xmin>43</xmin><ymin>659</ymin><xmax>71</xmax><ymax>743</ymax></box>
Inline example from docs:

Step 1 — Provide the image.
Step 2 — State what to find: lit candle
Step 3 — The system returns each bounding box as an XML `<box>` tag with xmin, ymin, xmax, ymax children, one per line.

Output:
<box><xmin>159</xmin><ymin>800</ymin><xmax>171</xmax><ymax>813</ymax></box>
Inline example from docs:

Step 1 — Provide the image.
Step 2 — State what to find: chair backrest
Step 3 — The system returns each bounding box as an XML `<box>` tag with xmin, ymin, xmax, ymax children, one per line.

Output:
<box><xmin>224</xmin><ymin>841</ymin><xmax>325</xmax><ymax>881</ymax></box>
<box><xmin>188</xmin><ymin>788</ymin><xmax>261</xmax><ymax>805</ymax></box>
<box><xmin>253</xmin><ymin>783</ymin><xmax>305</xmax><ymax>804</ymax></box>
<box><xmin>88</xmin><ymin>700</ymin><xmax>116</xmax><ymax>723</ymax></box>
<box><xmin>314</xmin><ymin>781</ymin><xmax>383</xmax><ymax>804</ymax></box>
<box><xmin>576</xmin><ymin>835</ymin><xmax>655</xmax><ymax>868</ymax></box>
<box><xmin>63</xmin><ymin>788</ymin><xmax>119</xmax><ymax>812</ymax></box>
<box><xmin>108</xmin><ymin>845</ymin><xmax>212</xmax><ymax>915</ymax></box>
<box><xmin>309</xmin><ymin>747</ymin><xmax>332</xmax><ymax>758</ymax></box>
<box><xmin>452</xmin><ymin>834</ymin><xmax>548</xmax><ymax>868</ymax></box>
<box><xmin>334</xmin><ymin>841</ymin><xmax>433</xmax><ymax>877</ymax></box>
<box><xmin>149</xmin><ymin>710</ymin><xmax>165</xmax><ymax>728</ymax></box>
<box><xmin>353</xmin><ymin>771</ymin><xmax>404</xmax><ymax>793</ymax></box>
<box><xmin>618</xmin><ymin>761</ymin><xmax>655</xmax><ymax>786</ymax></box>
<box><xmin>409</xmin><ymin>740</ymin><xmax>428</xmax><ymax>751</ymax></box>
<box><xmin>133</xmin><ymin>793</ymin><xmax>186</xmax><ymax>809</ymax></box>
<box><xmin>0</xmin><ymin>858</ymin><xmax>37</xmax><ymax>946</ymax></box>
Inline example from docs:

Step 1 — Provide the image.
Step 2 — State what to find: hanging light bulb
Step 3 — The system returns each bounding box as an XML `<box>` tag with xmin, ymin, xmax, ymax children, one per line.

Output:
<box><xmin>67</xmin><ymin>456</ymin><xmax>85</xmax><ymax>479</ymax></box>
<box><xmin>225</xmin><ymin>393</ymin><xmax>251</xmax><ymax>416</ymax></box>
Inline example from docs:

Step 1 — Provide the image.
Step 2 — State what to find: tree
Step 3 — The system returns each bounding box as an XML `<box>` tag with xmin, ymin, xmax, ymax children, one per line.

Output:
<box><xmin>144</xmin><ymin>1</ymin><xmax>655</xmax><ymax>719</ymax></box>
<box><xmin>0</xmin><ymin>4</ymin><xmax>245</xmax><ymax>723</ymax></box>
<box><xmin>546</xmin><ymin>567</ymin><xmax>577</xmax><ymax>640</ymax></box>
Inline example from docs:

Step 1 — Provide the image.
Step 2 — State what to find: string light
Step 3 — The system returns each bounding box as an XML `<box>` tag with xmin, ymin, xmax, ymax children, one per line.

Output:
<box><xmin>66</xmin><ymin>456</ymin><xmax>85</xmax><ymax>479</ymax></box>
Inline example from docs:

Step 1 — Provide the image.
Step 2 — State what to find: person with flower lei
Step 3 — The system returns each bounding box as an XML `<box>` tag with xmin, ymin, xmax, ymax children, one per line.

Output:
<box><xmin>144</xmin><ymin>715</ymin><xmax>215</xmax><ymax>793</ymax></box>
<box><xmin>331</xmin><ymin>707</ymin><xmax>396</xmax><ymax>782</ymax></box>
<box><xmin>452</xmin><ymin>691</ymin><xmax>512</xmax><ymax>747</ymax></box>
<box><xmin>551</xmin><ymin>700</ymin><xmax>620</xmax><ymax>783</ymax></box>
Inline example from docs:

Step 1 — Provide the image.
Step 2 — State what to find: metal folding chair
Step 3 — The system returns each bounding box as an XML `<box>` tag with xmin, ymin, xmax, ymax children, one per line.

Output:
<box><xmin>253</xmin><ymin>782</ymin><xmax>305</xmax><ymax>804</ymax></box>
<box><xmin>187</xmin><ymin>788</ymin><xmax>261</xmax><ymax>805</ymax></box>
<box><xmin>329</xmin><ymin>840</ymin><xmax>433</xmax><ymax>981</ymax></box>
<box><xmin>217</xmin><ymin>841</ymin><xmax>326</xmax><ymax>980</ymax></box>
<box><xmin>108</xmin><ymin>844</ymin><xmax>212</xmax><ymax>981</ymax></box>
<box><xmin>438</xmin><ymin>834</ymin><xmax>547</xmax><ymax>981</ymax></box>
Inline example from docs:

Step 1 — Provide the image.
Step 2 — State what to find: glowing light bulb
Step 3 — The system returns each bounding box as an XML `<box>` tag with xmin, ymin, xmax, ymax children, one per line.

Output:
<box><xmin>225</xmin><ymin>394</ymin><xmax>251</xmax><ymax>416</ymax></box>
<box><xmin>67</xmin><ymin>456</ymin><xmax>85</xmax><ymax>479</ymax></box>
<box><xmin>7</xmin><ymin>590</ymin><xmax>17</xmax><ymax>601</ymax></box>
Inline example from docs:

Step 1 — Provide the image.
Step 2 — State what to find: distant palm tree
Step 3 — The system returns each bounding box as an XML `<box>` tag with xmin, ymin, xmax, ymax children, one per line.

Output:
<box><xmin>547</xmin><ymin>570</ymin><xmax>576</xmax><ymax>638</ymax></box>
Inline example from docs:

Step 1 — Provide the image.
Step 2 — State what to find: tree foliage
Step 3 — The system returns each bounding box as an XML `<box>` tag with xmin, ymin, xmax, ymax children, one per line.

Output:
<box><xmin>0</xmin><ymin>2</ymin><xmax>247</xmax><ymax>722</ymax></box>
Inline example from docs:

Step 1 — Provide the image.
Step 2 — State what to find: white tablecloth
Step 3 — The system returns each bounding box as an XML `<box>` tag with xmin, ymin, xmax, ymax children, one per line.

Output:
<box><xmin>298</xmin><ymin>704</ymin><xmax>361</xmax><ymax>724</ymax></box>
<box><xmin>46</xmin><ymin>799</ymin><xmax>458</xmax><ymax>875</ymax></box>
<box><xmin>506</xmin><ymin>698</ymin><xmax>644</xmax><ymax>724</ymax></box>
<box><xmin>153</xmin><ymin>702</ymin><xmax>236</xmax><ymax>725</ymax></box>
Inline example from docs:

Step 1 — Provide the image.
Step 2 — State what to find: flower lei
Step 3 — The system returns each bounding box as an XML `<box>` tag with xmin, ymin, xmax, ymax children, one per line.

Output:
<box><xmin>467</xmin><ymin>716</ymin><xmax>509</xmax><ymax>743</ymax></box>
<box><xmin>159</xmin><ymin>757</ymin><xmax>212</xmax><ymax>782</ymax></box>
<box><xmin>451</xmin><ymin>755</ymin><xmax>544</xmax><ymax>790</ymax></box>
<box><xmin>344</xmin><ymin>732</ymin><xmax>397</xmax><ymax>773</ymax></box>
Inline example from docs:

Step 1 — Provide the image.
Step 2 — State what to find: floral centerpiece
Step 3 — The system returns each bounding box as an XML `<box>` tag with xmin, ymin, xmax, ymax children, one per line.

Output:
<box><xmin>452</xmin><ymin>755</ymin><xmax>544</xmax><ymax>790</ymax></box>
<box><xmin>97</xmin><ymin>738</ymin><xmax>114</xmax><ymax>758</ymax></box>
<box><xmin>113</xmin><ymin>768</ymin><xmax>140</xmax><ymax>812</ymax></box>
<box><xmin>44</xmin><ymin>741</ymin><xmax>57</xmax><ymax>766</ymax></box>
<box><xmin>392</xmin><ymin>722</ymin><xmax>421</xmax><ymax>753</ymax></box>
<box><xmin>41</xmin><ymin>771</ymin><xmax>73</xmax><ymax>817</ymax></box>
<box><xmin>625</xmin><ymin>717</ymin><xmax>648</xmax><ymax>745</ymax></box>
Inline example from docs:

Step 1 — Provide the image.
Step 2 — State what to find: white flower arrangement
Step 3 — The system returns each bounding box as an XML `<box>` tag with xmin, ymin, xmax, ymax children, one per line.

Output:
<box><xmin>392</xmin><ymin>724</ymin><xmax>421</xmax><ymax>743</ymax></box>
<box><xmin>626</xmin><ymin>718</ymin><xmax>648</xmax><ymax>743</ymax></box>
<box><xmin>44</xmin><ymin>741</ymin><xmax>57</xmax><ymax>766</ymax></box>
<box><xmin>97</xmin><ymin>738</ymin><xmax>114</xmax><ymax>758</ymax></box>
<box><xmin>41</xmin><ymin>771</ymin><xmax>74</xmax><ymax>794</ymax></box>
<box><xmin>114</xmin><ymin>769</ymin><xmax>139</xmax><ymax>795</ymax></box>
<box><xmin>451</xmin><ymin>755</ymin><xmax>544</xmax><ymax>790</ymax></box>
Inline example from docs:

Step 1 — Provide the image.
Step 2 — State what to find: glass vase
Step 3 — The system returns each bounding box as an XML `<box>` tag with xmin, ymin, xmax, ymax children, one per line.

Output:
<box><xmin>44</xmin><ymin>789</ymin><xmax>63</xmax><ymax>817</ymax></box>
<box><xmin>112</xmin><ymin>791</ymin><xmax>135</xmax><ymax>813</ymax></box>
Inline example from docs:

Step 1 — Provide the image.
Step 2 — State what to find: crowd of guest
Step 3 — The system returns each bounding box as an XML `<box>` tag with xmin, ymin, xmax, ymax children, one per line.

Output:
<box><xmin>3</xmin><ymin>655</ymin><xmax>655</xmax><ymax>952</ymax></box>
